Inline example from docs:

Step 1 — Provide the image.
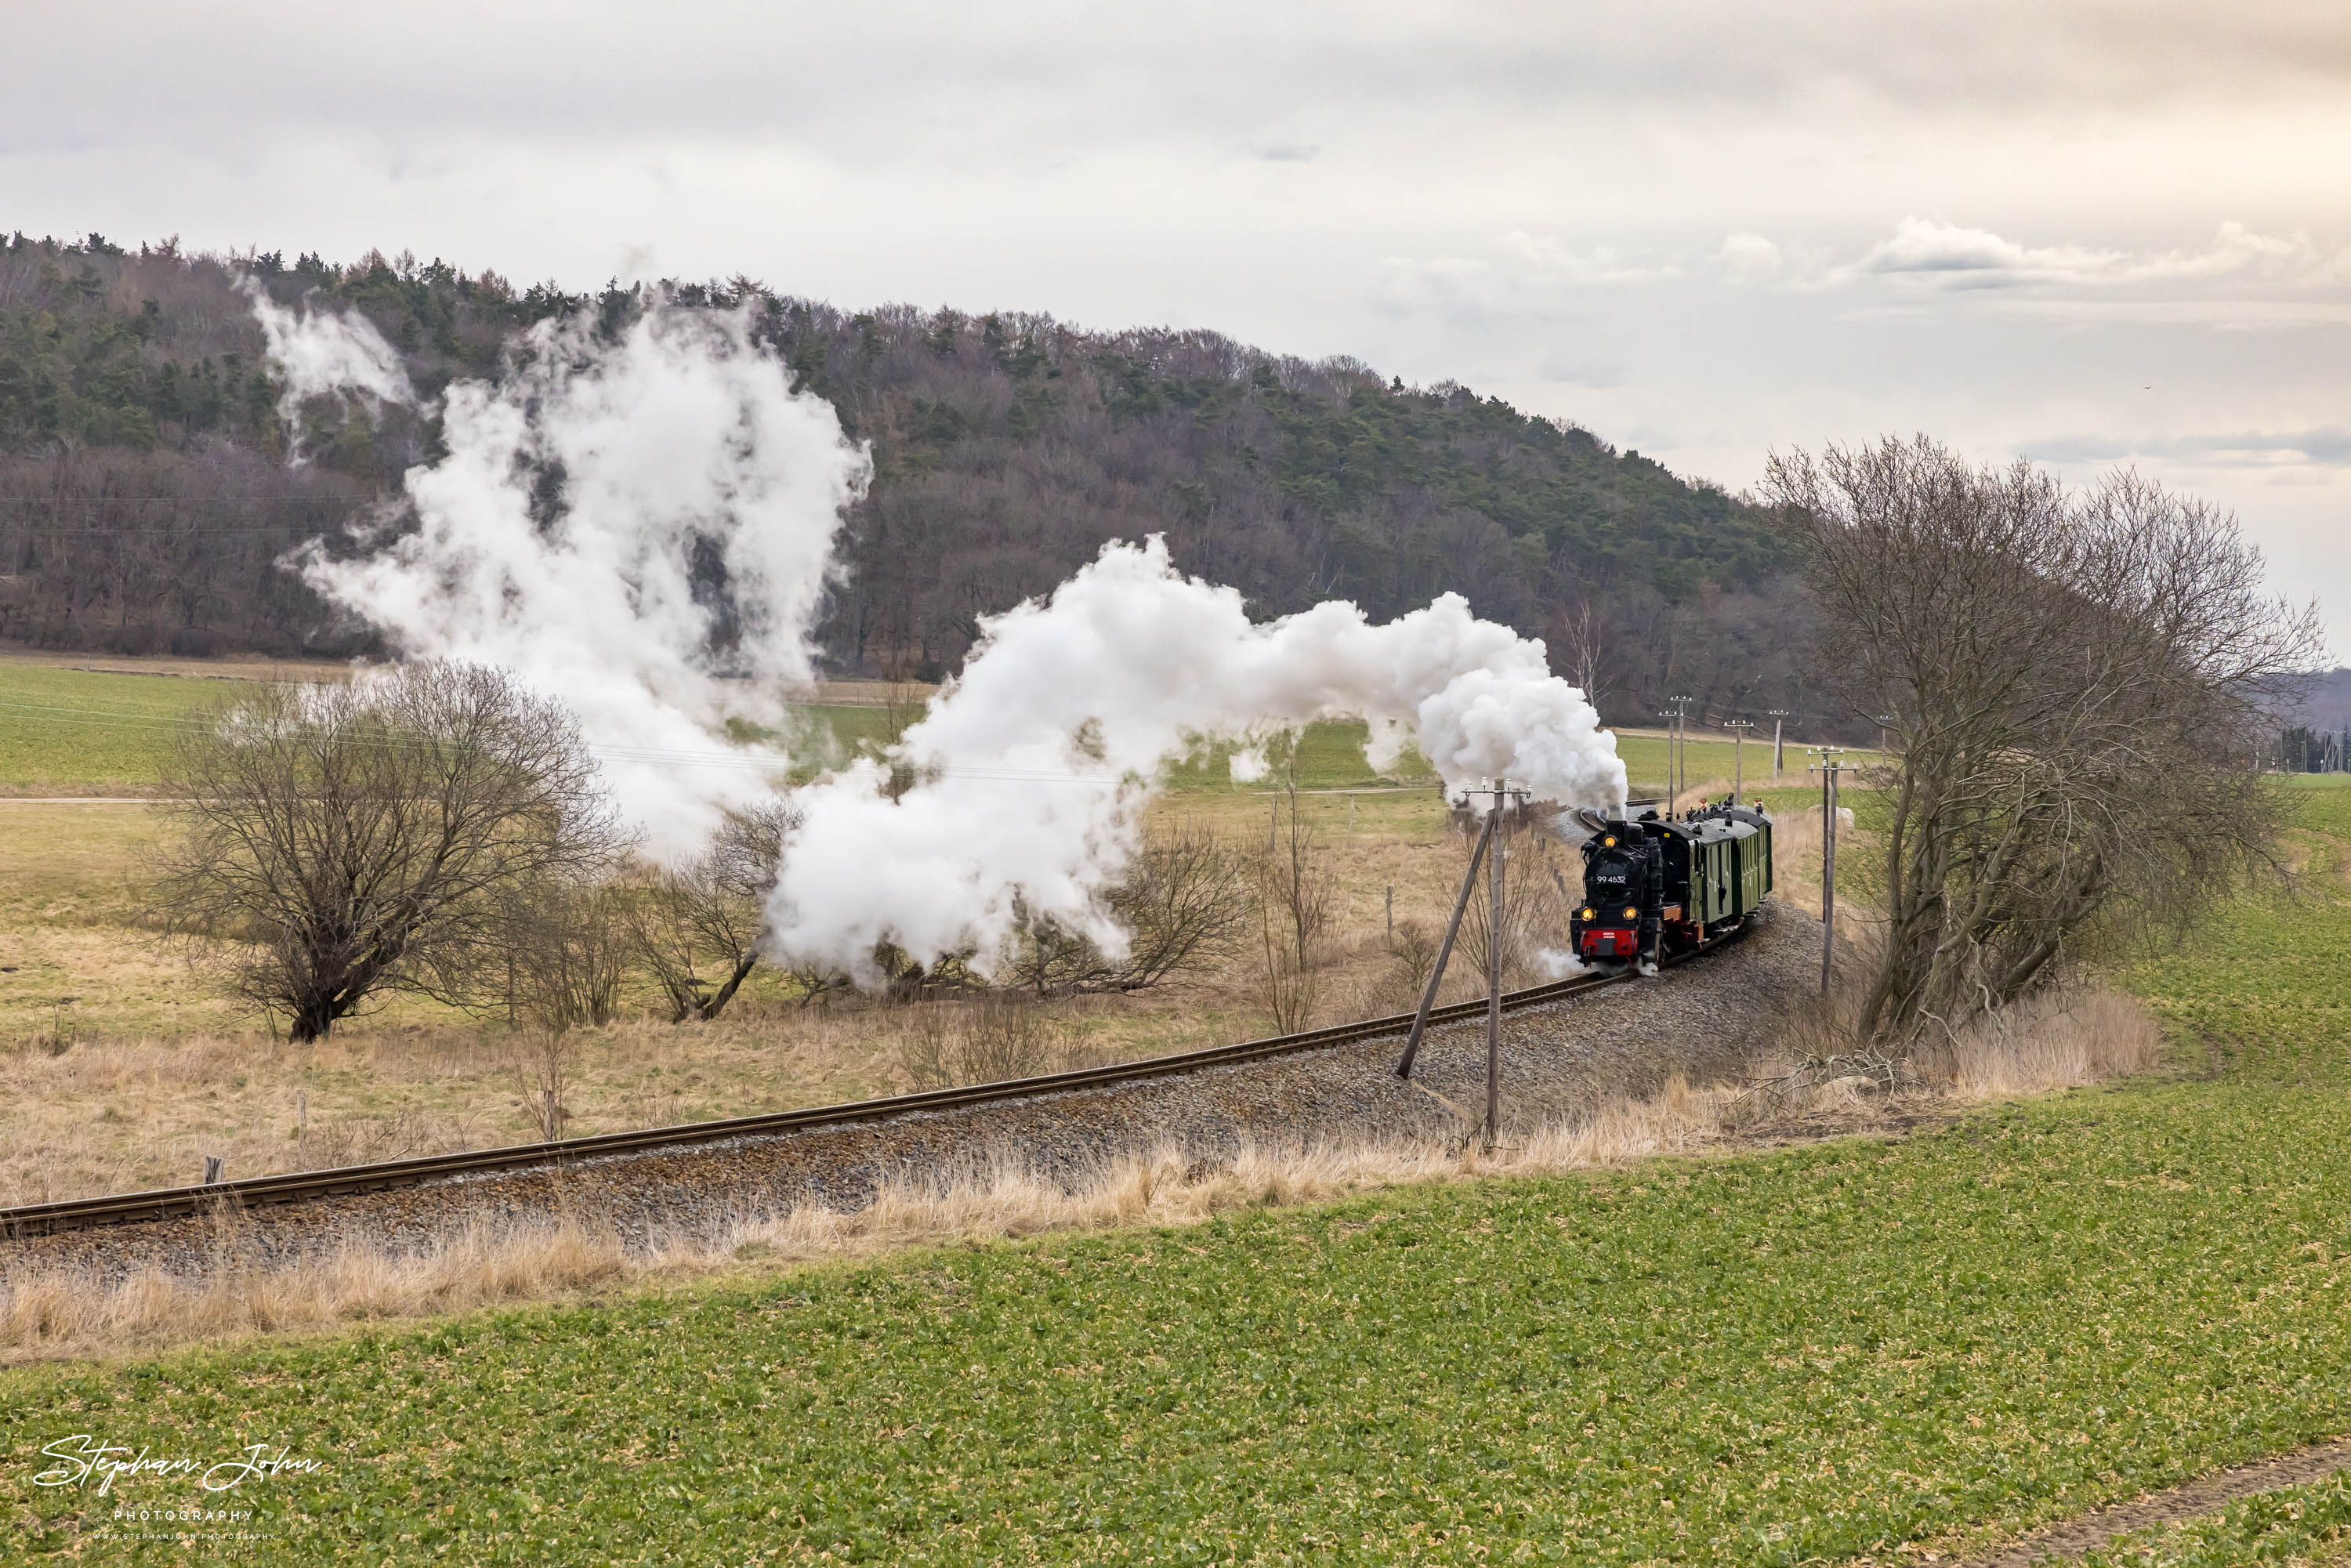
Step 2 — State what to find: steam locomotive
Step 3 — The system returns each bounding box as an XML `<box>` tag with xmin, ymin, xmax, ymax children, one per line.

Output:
<box><xmin>1566</xmin><ymin>801</ymin><xmax>1773</xmax><ymax>973</ymax></box>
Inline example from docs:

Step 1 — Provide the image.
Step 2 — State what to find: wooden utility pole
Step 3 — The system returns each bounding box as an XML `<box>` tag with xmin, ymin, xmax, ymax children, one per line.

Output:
<box><xmin>1768</xmin><ymin>710</ymin><xmax>1790</xmax><ymax>782</ymax></box>
<box><xmin>1661</xmin><ymin>697</ymin><xmax>1692</xmax><ymax>813</ymax></box>
<box><xmin>1724</xmin><ymin>719</ymin><xmax>1753</xmax><ymax>798</ymax></box>
<box><xmin>1672</xmin><ymin>697</ymin><xmax>1690</xmax><ymax>809</ymax></box>
<box><xmin>1483</xmin><ymin>781</ymin><xmax>1511</xmax><ymax>1150</ymax></box>
<box><xmin>1808</xmin><ymin>748</ymin><xmax>1846</xmax><ymax>996</ymax></box>
<box><xmin>1396</xmin><ymin>778</ymin><xmax>1527</xmax><ymax>1149</ymax></box>
<box><xmin>1476</xmin><ymin>785</ymin><xmax>1533</xmax><ymax>1152</ymax></box>
<box><xmin>1658</xmin><ymin>710</ymin><xmax>1676</xmax><ymax>812</ymax></box>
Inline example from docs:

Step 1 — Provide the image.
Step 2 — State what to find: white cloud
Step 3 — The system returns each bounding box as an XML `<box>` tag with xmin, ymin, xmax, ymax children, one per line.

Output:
<box><xmin>1375</xmin><ymin>231</ymin><xmax>1680</xmax><ymax>324</ymax></box>
<box><xmin>1831</xmin><ymin>216</ymin><xmax>2331</xmax><ymax>289</ymax></box>
<box><xmin>1715</xmin><ymin>232</ymin><xmax>1784</xmax><ymax>281</ymax></box>
<box><xmin>1498</xmin><ymin>230</ymin><xmax>1672</xmax><ymax>285</ymax></box>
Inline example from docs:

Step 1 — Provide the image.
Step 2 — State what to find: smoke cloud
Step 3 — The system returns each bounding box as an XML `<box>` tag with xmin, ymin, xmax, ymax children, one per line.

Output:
<box><xmin>281</xmin><ymin>296</ymin><xmax>868</xmax><ymax>857</ymax></box>
<box><xmin>252</xmin><ymin>295</ymin><xmax>1621</xmax><ymax>980</ymax></box>
<box><xmin>238</xmin><ymin>277</ymin><xmax>415</xmax><ymax>448</ymax></box>
<box><xmin>767</xmin><ymin>538</ymin><xmax>1624</xmax><ymax>980</ymax></box>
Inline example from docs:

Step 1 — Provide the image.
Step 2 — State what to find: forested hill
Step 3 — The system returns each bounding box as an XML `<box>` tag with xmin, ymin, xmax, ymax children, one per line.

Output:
<box><xmin>0</xmin><ymin>233</ymin><xmax>1818</xmax><ymax>729</ymax></box>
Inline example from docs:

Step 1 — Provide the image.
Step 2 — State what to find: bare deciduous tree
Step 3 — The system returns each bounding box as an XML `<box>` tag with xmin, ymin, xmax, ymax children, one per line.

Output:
<box><xmin>1768</xmin><ymin>438</ymin><xmax>2320</xmax><ymax>1044</ymax></box>
<box><xmin>509</xmin><ymin>1028</ymin><xmax>578</xmax><ymax>1140</ymax></box>
<box><xmin>152</xmin><ymin>661</ymin><xmax>624</xmax><ymax>1041</ymax></box>
<box><xmin>626</xmin><ymin>801</ymin><xmax>797</xmax><ymax>1022</ymax></box>
<box><xmin>1002</xmin><ymin>821</ymin><xmax>1250</xmax><ymax>995</ymax></box>
<box><xmin>1552</xmin><ymin>599</ymin><xmax>1610</xmax><ymax>713</ymax></box>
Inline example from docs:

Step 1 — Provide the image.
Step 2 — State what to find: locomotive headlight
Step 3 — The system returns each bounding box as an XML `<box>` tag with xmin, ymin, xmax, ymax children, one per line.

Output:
<box><xmin>1579</xmin><ymin>907</ymin><xmax>1594</xmax><ymax>921</ymax></box>
<box><xmin>1601</xmin><ymin>835</ymin><xmax>1616</xmax><ymax>847</ymax></box>
<box><xmin>1623</xmin><ymin>906</ymin><xmax>1638</xmax><ymax>920</ymax></box>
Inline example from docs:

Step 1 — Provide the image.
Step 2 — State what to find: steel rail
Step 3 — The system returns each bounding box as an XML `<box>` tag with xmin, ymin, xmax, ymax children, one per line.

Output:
<box><xmin>0</xmin><ymin>925</ymin><xmax>1747</xmax><ymax>1240</ymax></box>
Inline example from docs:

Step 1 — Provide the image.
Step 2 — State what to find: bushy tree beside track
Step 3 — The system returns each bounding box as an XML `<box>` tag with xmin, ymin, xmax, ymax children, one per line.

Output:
<box><xmin>1770</xmin><ymin>437</ymin><xmax>2321</xmax><ymax>1043</ymax></box>
<box><xmin>150</xmin><ymin>661</ymin><xmax>625</xmax><ymax>1041</ymax></box>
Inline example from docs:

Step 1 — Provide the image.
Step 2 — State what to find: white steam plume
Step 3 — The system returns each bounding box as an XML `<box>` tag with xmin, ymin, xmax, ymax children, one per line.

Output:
<box><xmin>768</xmin><ymin>538</ymin><xmax>1624</xmax><ymax>980</ymax></box>
<box><xmin>280</xmin><ymin>298</ymin><xmax>868</xmax><ymax>857</ymax></box>
<box><xmin>250</xmin><ymin>294</ymin><xmax>1621</xmax><ymax>978</ymax></box>
<box><xmin>237</xmin><ymin>277</ymin><xmax>415</xmax><ymax>447</ymax></box>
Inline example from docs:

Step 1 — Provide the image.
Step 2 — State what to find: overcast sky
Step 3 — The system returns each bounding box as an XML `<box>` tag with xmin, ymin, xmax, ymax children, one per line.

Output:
<box><xmin>9</xmin><ymin>0</ymin><xmax>2349</xmax><ymax>657</ymax></box>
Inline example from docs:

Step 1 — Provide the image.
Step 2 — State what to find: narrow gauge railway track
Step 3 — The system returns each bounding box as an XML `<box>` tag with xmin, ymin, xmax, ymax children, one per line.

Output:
<box><xmin>0</xmin><ymin>927</ymin><xmax>1748</xmax><ymax>1240</ymax></box>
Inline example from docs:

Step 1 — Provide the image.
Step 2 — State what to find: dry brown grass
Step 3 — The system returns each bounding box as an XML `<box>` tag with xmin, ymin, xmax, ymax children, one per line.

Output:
<box><xmin>0</xmin><ymin>1004</ymin><xmax>921</xmax><ymax>1207</ymax></box>
<box><xmin>0</xmin><ymin>789</ymin><xmax>1495</xmax><ymax>1204</ymax></box>
<box><xmin>0</xmin><ymin>980</ymin><xmax>2164</xmax><ymax>1365</ymax></box>
<box><xmin>0</xmin><ymin>781</ymin><xmax>2139</xmax><ymax>1219</ymax></box>
<box><xmin>0</xmin><ymin>1108</ymin><xmax>1732</xmax><ymax>1364</ymax></box>
<box><xmin>1940</xmin><ymin>987</ymin><xmax>2165</xmax><ymax>1098</ymax></box>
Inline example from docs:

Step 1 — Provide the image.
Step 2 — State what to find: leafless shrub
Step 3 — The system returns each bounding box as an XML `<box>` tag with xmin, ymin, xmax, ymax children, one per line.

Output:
<box><xmin>1243</xmin><ymin>787</ymin><xmax>1337</xmax><ymax>1032</ymax></box>
<box><xmin>35</xmin><ymin>1000</ymin><xmax>78</xmax><ymax>1057</ymax></box>
<box><xmin>150</xmin><ymin>661</ymin><xmax>627</xmax><ymax>1042</ymax></box>
<box><xmin>894</xmin><ymin>996</ymin><xmax>1063</xmax><ymax>1090</ymax></box>
<box><xmin>1002</xmin><ymin>821</ymin><xmax>1250</xmax><ymax>995</ymax></box>
<box><xmin>300</xmin><ymin>1108</ymin><xmax>490</xmax><ymax>1169</ymax></box>
<box><xmin>1367</xmin><ymin>918</ymin><xmax>1440</xmax><ymax>1012</ymax></box>
<box><xmin>1770</xmin><ymin>440</ymin><xmax>2322</xmax><ymax>1042</ymax></box>
<box><xmin>1458</xmin><ymin>807</ymin><xmax>1574</xmax><ymax>990</ymax></box>
<box><xmin>502</xmin><ymin>879</ymin><xmax>632</xmax><ymax>1032</ymax></box>
<box><xmin>871</xmin><ymin>662</ymin><xmax>929</xmax><ymax>802</ymax></box>
<box><xmin>773</xmin><ymin>957</ymin><xmax>858</xmax><ymax>1007</ymax></box>
<box><xmin>509</xmin><ymin>1029</ymin><xmax>578</xmax><ymax>1140</ymax></box>
<box><xmin>628</xmin><ymin>800</ymin><xmax>798</xmax><ymax>1021</ymax></box>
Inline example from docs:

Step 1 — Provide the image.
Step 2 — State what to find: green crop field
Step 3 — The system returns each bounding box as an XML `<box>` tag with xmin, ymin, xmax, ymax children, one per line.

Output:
<box><xmin>0</xmin><ymin>657</ymin><xmax>1890</xmax><ymax>804</ymax></box>
<box><xmin>4</xmin><ymin>780</ymin><xmax>2349</xmax><ymax>1563</ymax></box>
<box><xmin>0</xmin><ymin>661</ymin><xmax>1441</xmax><ymax>795</ymax></box>
<box><xmin>0</xmin><ymin>664</ymin><xmax>222</xmax><ymax>793</ymax></box>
